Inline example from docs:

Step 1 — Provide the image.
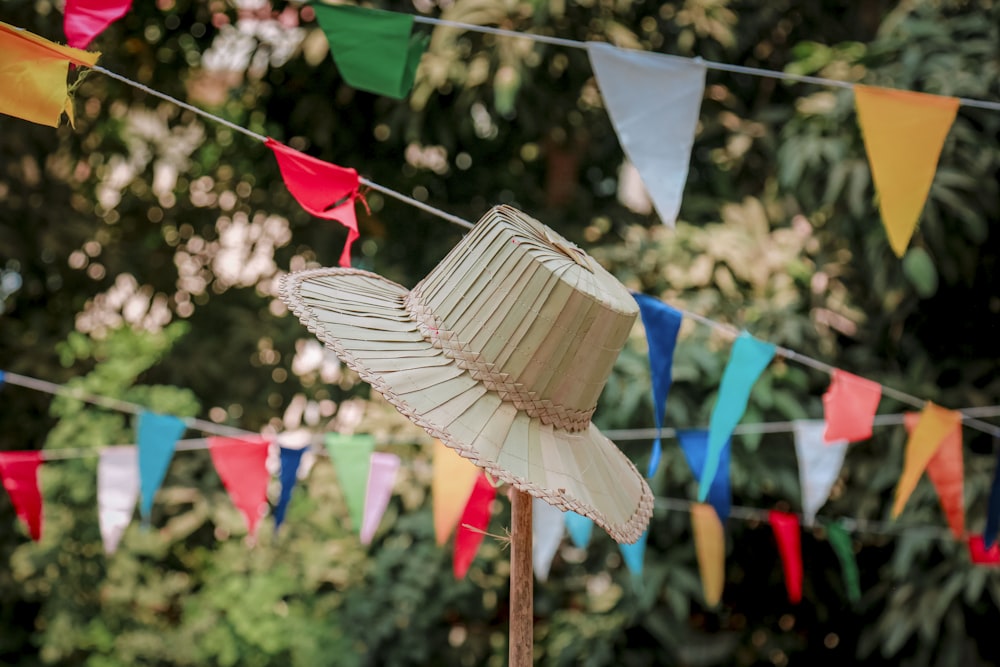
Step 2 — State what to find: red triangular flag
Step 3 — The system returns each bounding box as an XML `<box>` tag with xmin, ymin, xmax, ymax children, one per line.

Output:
<box><xmin>769</xmin><ymin>510</ymin><xmax>802</xmax><ymax>604</ymax></box>
<box><xmin>969</xmin><ymin>535</ymin><xmax>1000</xmax><ymax>566</ymax></box>
<box><xmin>903</xmin><ymin>411</ymin><xmax>965</xmax><ymax>539</ymax></box>
<box><xmin>207</xmin><ymin>436</ymin><xmax>271</xmax><ymax>538</ymax></box>
<box><xmin>453</xmin><ymin>472</ymin><xmax>495</xmax><ymax>579</ymax></box>
<box><xmin>265</xmin><ymin>138</ymin><xmax>361</xmax><ymax>267</ymax></box>
<box><xmin>0</xmin><ymin>451</ymin><xmax>44</xmax><ymax>541</ymax></box>
<box><xmin>822</xmin><ymin>369</ymin><xmax>882</xmax><ymax>443</ymax></box>
<box><xmin>64</xmin><ymin>0</ymin><xmax>133</xmax><ymax>48</ymax></box>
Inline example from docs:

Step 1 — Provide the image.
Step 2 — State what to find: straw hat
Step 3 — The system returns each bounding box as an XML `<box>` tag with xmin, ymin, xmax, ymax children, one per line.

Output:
<box><xmin>280</xmin><ymin>205</ymin><xmax>653</xmax><ymax>543</ymax></box>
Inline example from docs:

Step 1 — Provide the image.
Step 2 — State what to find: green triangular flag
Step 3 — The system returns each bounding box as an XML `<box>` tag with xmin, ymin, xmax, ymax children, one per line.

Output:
<box><xmin>826</xmin><ymin>521</ymin><xmax>861</xmax><ymax>603</ymax></box>
<box><xmin>312</xmin><ymin>4</ymin><xmax>428</xmax><ymax>99</ymax></box>
<box><xmin>325</xmin><ymin>433</ymin><xmax>376</xmax><ymax>532</ymax></box>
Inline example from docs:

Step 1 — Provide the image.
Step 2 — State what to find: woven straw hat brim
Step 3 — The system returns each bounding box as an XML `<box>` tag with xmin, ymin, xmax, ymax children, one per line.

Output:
<box><xmin>281</xmin><ymin>267</ymin><xmax>654</xmax><ymax>544</ymax></box>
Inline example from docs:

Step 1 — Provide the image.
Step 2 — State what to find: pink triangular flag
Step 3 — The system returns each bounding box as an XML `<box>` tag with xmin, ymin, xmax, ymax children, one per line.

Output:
<box><xmin>769</xmin><ymin>510</ymin><xmax>802</xmax><ymax>604</ymax></box>
<box><xmin>822</xmin><ymin>369</ymin><xmax>882</xmax><ymax>443</ymax></box>
<box><xmin>453</xmin><ymin>472</ymin><xmax>496</xmax><ymax>579</ymax></box>
<box><xmin>64</xmin><ymin>0</ymin><xmax>133</xmax><ymax>49</ymax></box>
<box><xmin>208</xmin><ymin>436</ymin><xmax>271</xmax><ymax>538</ymax></box>
<box><xmin>98</xmin><ymin>446</ymin><xmax>139</xmax><ymax>554</ymax></box>
<box><xmin>532</xmin><ymin>498</ymin><xmax>565</xmax><ymax>582</ymax></box>
<box><xmin>265</xmin><ymin>138</ymin><xmax>361</xmax><ymax>267</ymax></box>
<box><xmin>0</xmin><ymin>451</ymin><xmax>44</xmax><ymax>541</ymax></box>
<box><xmin>432</xmin><ymin>440</ymin><xmax>480</xmax><ymax>545</ymax></box>
<box><xmin>360</xmin><ymin>452</ymin><xmax>400</xmax><ymax>545</ymax></box>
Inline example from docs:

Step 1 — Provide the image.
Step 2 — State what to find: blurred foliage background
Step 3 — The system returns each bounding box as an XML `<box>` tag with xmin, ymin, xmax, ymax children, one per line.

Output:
<box><xmin>0</xmin><ymin>0</ymin><xmax>998</xmax><ymax>664</ymax></box>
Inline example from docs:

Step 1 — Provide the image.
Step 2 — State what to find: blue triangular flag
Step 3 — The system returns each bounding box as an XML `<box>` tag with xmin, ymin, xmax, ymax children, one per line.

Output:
<box><xmin>565</xmin><ymin>511</ymin><xmax>594</xmax><ymax>549</ymax></box>
<box><xmin>678</xmin><ymin>429</ymin><xmax>731</xmax><ymax>523</ymax></box>
<box><xmin>633</xmin><ymin>293</ymin><xmax>683</xmax><ymax>477</ymax></box>
<box><xmin>699</xmin><ymin>332</ymin><xmax>775</xmax><ymax>501</ymax></box>
<box><xmin>136</xmin><ymin>411</ymin><xmax>186</xmax><ymax>524</ymax></box>
<box><xmin>0</xmin><ymin>370</ymin><xmax>6</xmax><ymax>385</ymax></box>
<box><xmin>619</xmin><ymin>529</ymin><xmax>649</xmax><ymax>579</ymax></box>
<box><xmin>274</xmin><ymin>446</ymin><xmax>307</xmax><ymax>531</ymax></box>
<box><xmin>984</xmin><ymin>441</ymin><xmax>1000</xmax><ymax>548</ymax></box>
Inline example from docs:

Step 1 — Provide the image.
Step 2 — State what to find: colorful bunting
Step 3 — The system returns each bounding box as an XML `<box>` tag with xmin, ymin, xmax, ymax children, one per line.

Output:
<box><xmin>619</xmin><ymin>529</ymin><xmax>649</xmax><ymax>579</ymax></box>
<box><xmin>453</xmin><ymin>472</ymin><xmax>496</xmax><ymax>579</ymax></box>
<box><xmin>822</xmin><ymin>369</ymin><xmax>882</xmax><ymax>443</ymax></box>
<box><xmin>770</xmin><ymin>511</ymin><xmax>803</xmax><ymax>604</ymax></box>
<box><xmin>792</xmin><ymin>420</ymin><xmax>848</xmax><ymax>526</ymax></box>
<box><xmin>565</xmin><ymin>511</ymin><xmax>594</xmax><ymax>549</ymax></box>
<box><xmin>63</xmin><ymin>0</ymin><xmax>133</xmax><ymax>49</ymax></box>
<box><xmin>985</xmin><ymin>446</ymin><xmax>1000</xmax><ymax>548</ymax></box>
<box><xmin>586</xmin><ymin>42</ymin><xmax>705</xmax><ymax>227</ymax></box>
<box><xmin>432</xmin><ymin>440</ymin><xmax>480</xmax><ymax>545</ymax></box>
<box><xmin>0</xmin><ymin>450</ymin><xmax>43</xmax><ymax>541</ymax></box>
<box><xmin>892</xmin><ymin>403</ymin><xmax>963</xmax><ymax>519</ymax></box>
<box><xmin>679</xmin><ymin>429</ymin><xmax>731</xmax><ymax>523</ymax></box>
<box><xmin>825</xmin><ymin>521</ymin><xmax>861</xmax><ymax>603</ymax></box>
<box><xmin>136</xmin><ymin>411</ymin><xmax>185</xmax><ymax>525</ymax></box>
<box><xmin>97</xmin><ymin>446</ymin><xmax>138</xmax><ymax>554</ymax></box>
<box><xmin>274</xmin><ymin>445</ymin><xmax>307</xmax><ymax>532</ymax></box>
<box><xmin>360</xmin><ymin>452</ymin><xmax>400</xmax><ymax>545</ymax></box>
<box><xmin>207</xmin><ymin>436</ymin><xmax>270</xmax><ymax>538</ymax></box>
<box><xmin>691</xmin><ymin>503</ymin><xmax>725</xmax><ymax>606</ymax></box>
<box><xmin>265</xmin><ymin>138</ymin><xmax>361</xmax><ymax>268</ymax></box>
<box><xmin>854</xmin><ymin>85</ymin><xmax>960</xmax><ymax>257</ymax></box>
<box><xmin>0</xmin><ymin>21</ymin><xmax>100</xmax><ymax>127</ymax></box>
<box><xmin>699</xmin><ymin>333</ymin><xmax>775</xmax><ymax>502</ymax></box>
<box><xmin>633</xmin><ymin>293</ymin><xmax>683</xmax><ymax>477</ymax></box>
<box><xmin>312</xmin><ymin>4</ymin><xmax>428</xmax><ymax>99</ymax></box>
<box><xmin>532</xmin><ymin>498</ymin><xmax>565</xmax><ymax>582</ymax></box>
<box><xmin>324</xmin><ymin>433</ymin><xmax>376</xmax><ymax>533</ymax></box>
<box><xmin>968</xmin><ymin>535</ymin><xmax>1000</xmax><ymax>566</ymax></box>
<box><xmin>902</xmin><ymin>412</ymin><xmax>965</xmax><ymax>539</ymax></box>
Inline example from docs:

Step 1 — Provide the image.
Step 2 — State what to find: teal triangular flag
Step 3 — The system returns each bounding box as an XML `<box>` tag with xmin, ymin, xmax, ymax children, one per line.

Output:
<box><xmin>619</xmin><ymin>529</ymin><xmax>649</xmax><ymax>579</ymax></box>
<box><xmin>137</xmin><ymin>411</ymin><xmax>186</xmax><ymax>524</ymax></box>
<box><xmin>324</xmin><ymin>432</ymin><xmax>375</xmax><ymax>533</ymax></box>
<box><xmin>313</xmin><ymin>4</ymin><xmax>428</xmax><ymax>99</ymax></box>
<box><xmin>565</xmin><ymin>511</ymin><xmax>594</xmax><ymax>549</ymax></box>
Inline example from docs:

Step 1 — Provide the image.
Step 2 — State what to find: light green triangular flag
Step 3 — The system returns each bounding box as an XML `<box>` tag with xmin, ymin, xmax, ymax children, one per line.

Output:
<box><xmin>312</xmin><ymin>4</ymin><xmax>428</xmax><ymax>99</ymax></box>
<box><xmin>325</xmin><ymin>433</ymin><xmax>376</xmax><ymax>532</ymax></box>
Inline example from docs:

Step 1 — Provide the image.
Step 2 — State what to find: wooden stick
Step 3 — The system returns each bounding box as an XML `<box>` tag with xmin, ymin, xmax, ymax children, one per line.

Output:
<box><xmin>509</xmin><ymin>487</ymin><xmax>533</xmax><ymax>666</ymax></box>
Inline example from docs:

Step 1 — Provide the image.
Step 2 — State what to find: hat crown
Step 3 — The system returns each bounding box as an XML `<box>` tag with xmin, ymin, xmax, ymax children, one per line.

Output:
<box><xmin>407</xmin><ymin>206</ymin><xmax>637</xmax><ymax>425</ymax></box>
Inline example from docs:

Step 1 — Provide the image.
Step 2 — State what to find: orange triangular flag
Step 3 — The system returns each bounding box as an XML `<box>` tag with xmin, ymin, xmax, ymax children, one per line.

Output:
<box><xmin>0</xmin><ymin>21</ymin><xmax>100</xmax><ymax>127</ymax></box>
<box><xmin>691</xmin><ymin>503</ymin><xmax>725</xmax><ymax>607</ymax></box>
<box><xmin>903</xmin><ymin>412</ymin><xmax>964</xmax><ymax>539</ymax></box>
<box><xmin>432</xmin><ymin>440</ymin><xmax>480</xmax><ymax>545</ymax></box>
<box><xmin>892</xmin><ymin>403</ymin><xmax>963</xmax><ymax>518</ymax></box>
<box><xmin>854</xmin><ymin>85</ymin><xmax>959</xmax><ymax>257</ymax></box>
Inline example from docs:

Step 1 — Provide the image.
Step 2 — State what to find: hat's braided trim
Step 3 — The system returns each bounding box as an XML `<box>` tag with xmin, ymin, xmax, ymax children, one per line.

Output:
<box><xmin>404</xmin><ymin>285</ymin><xmax>594</xmax><ymax>433</ymax></box>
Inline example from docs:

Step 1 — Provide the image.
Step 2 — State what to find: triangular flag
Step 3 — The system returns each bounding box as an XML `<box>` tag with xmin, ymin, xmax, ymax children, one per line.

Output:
<box><xmin>691</xmin><ymin>503</ymin><xmax>725</xmax><ymax>607</ymax></box>
<box><xmin>274</xmin><ymin>445</ymin><xmax>308</xmax><ymax>532</ymax></box>
<box><xmin>265</xmin><ymin>138</ymin><xmax>361</xmax><ymax>268</ymax></box>
<box><xmin>0</xmin><ymin>21</ymin><xmax>100</xmax><ymax>127</ymax></box>
<box><xmin>903</xmin><ymin>412</ymin><xmax>964</xmax><ymax>538</ymax></box>
<box><xmin>0</xmin><ymin>450</ymin><xmax>43</xmax><ymax>541</ymax></box>
<box><xmin>699</xmin><ymin>332</ymin><xmax>775</xmax><ymax>501</ymax></box>
<box><xmin>97</xmin><ymin>446</ymin><xmax>139</xmax><ymax>554</ymax></box>
<box><xmin>324</xmin><ymin>433</ymin><xmax>376</xmax><ymax>533</ymax></box>
<box><xmin>825</xmin><ymin>521</ymin><xmax>861</xmax><ymax>603</ymax></box>
<box><xmin>136</xmin><ymin>411</ymin><xmax>185</xmax><ymax>525</ymax></box>
<box><xmin>822</xmin><ymin>369</ymin><xmax>882</xmax><ymax>443</ymax></box>
<box><xmin>769</xmin><ymin>511</ymin><xmax>802</xmax><ymax>604</ymax></box>
<box><xmin>207</xmin><ymin>436</ymin><xmax>270</xmax><ymax>538</ymax></box>
<box><xmin>892</xmin><ymin>403</ymin><xmax>963</xmax><ymax>518</ymax></box>
<box><xmin>64</xmin><ymin>0</ymin><xmax>132</xmax><ymax>49</ymax></box>
<box><xmin>678</xmin><ymin>429</ymin><xmax>731</xmax><ymax>523</ymax></box>
<box><xmin>619</xmin><ymin>529</ymin><xmax>649</xmax><ymax>579</ymax></box>
<box><xmin>565</xmin><ymin>511</ymin><xmax>594</xmax><ymax>549</ymax></box>
<box><xmin>312</xmin><ymin>4</ymin><xmax>428</xmax><ymax>99</ymax></box>
<box><xmin>792</xmin><ymin>420</ymin><xmax>848</xmax><ymax>526</ymax></box>
<box><xmin>586</xmin><ymin>42</ymin><xmax>705</xmax><ymax>227</ymax></box>
<box><xmin>854</xmin><ymin>85</ymin><xmax>959</xmax><ymax>257</ymax></box>
<box><xmin>985</xmin><ymin>447</ymin><xmax>1000</xmax><ymax>548</ymax></box>
<box><xmin>453</xmin><ymin>472</ymin><xmax>496</xmax><ymax>579</ymax></box>
<box><xmin>432</xmin><ymin>440</ymin><xmax>480</xmax><ymax>545</ymax></box>
<box><xmin>360</xmin><ymin>452</ymin><xmax>400</xmax><ymax>545</ymax></box>
<box><xmin>633</xmin><ymin>293</ymin><xmax>683</xmax><ymax>477</ymax></box>
<box><xmin>532</xmin><ymin>498</ymin><xmax>565</xmax><ymax>582</ymax></box>
<box><xmin>968</xmin><ymin>535</ymin><xmax>1000</xmax><ymax>566</ymax></box>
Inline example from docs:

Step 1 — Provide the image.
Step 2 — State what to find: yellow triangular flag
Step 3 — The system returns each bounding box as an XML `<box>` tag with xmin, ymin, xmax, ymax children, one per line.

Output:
<box><xmin>691</xmin><ymin>502</ymin><xmax>725</xmax><ymax>607</ymax></box>
<box><xmin>0</xmin><ymin>21</ymin><xmax>100</xmax><ymax>128</ymax></box>
<box><xmin>892</xmin><ymin>402</ymin><xmax>963</xmax><ymax>518</ymax></box>
<box><xmin>854</xmin><ymin>85</ymin><xmax>959</xmax><ymax>257</ymax></box>
<box><xmin>432</xmin><ymin>440</ymin><xmax>480</xmax><ymax>545</ymax></box>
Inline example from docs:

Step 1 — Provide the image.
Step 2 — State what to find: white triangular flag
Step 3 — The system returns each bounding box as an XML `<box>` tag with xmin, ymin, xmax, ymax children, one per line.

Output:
<box><xmin>793</xmin><ymin>420</ymin><xmax>848</xmax><ymax>526</ymax></box>
<box><xmin>587</xmin><ymin>42</ymin><xmax>706</xmax><ymax>227</ymax></box>
<box><xmin>98</xmin><ymin>446</ymin><xmax>139</xmax><ymax>554</ymax></box>
<box><xmin>532</xmin><ymin>498</ymin><xmax>565</xmax><ymax>582</ymax></box>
